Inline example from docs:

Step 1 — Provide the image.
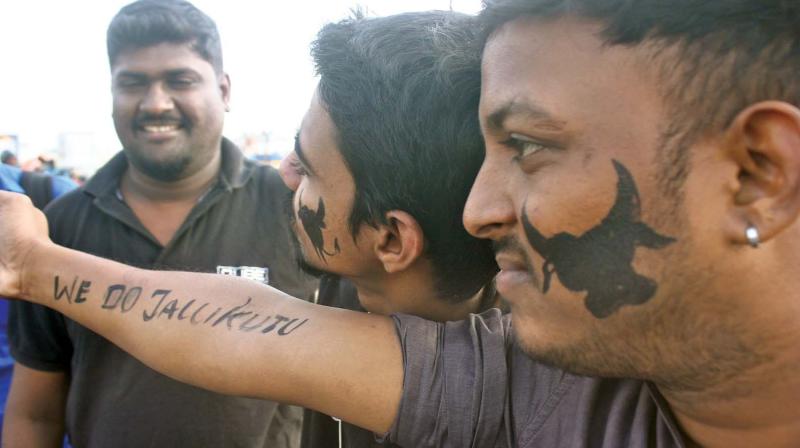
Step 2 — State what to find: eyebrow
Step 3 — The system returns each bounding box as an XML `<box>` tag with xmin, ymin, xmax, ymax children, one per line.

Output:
<box><xmin>485</xmin><ymin>100</ymin><xmax>566</xmax><ymax>133</ymax></box>
<box><xmin>113</xmin><ymin>71</ymin><xmax>147</xmax><ymax>80</ymax></box>
<box><xmin>164</xmin><ymin>68</ymin><xmax>202</xmax><ymax>78</ymax></box>
<box><xmin>294</xmin><ymin>132</ymin><xmax>316</xmax><ymax>175</ymax></box>
<box><xmin>114</xmin><ymin>68</ymin><xmax>201</xmax><ymax>79</ymax></box>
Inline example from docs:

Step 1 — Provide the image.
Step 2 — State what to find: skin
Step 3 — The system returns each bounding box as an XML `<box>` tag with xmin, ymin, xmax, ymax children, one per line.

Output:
<box><xmin>520</xmin><ymin>160</ymin><xmax>675</xmax><ymax>318</ymax></box>
<box><xmin>112</xmin><ymin>42</ymin><xmax>230</xmax><ymax>185</ymax></box>
<box><xmin>280</xmin><ymin>92</ymin><xmax>488</xmax><ymax>321</ymax></box>
<box><xmin>0</xmin><ymin>201</ymin><xmax>404</xmax><ymax>434</ymax></box>
<box><xmin>3</xmin><ymin>42</ymin><xmax>231</xmax><ymax>447</ymax></box>
<box><xmin>113</xmin><ymin>42</ymin><xmax>231</xmax><ymax>246</ymax></box>
<box><xmin>2</xmin><ymin>13</ymin><xmax>800</xmax><ymax>448</ymax></box>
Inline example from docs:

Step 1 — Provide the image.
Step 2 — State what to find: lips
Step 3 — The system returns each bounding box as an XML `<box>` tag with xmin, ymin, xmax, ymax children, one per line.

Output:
<box><xmin>135</xmin><ymin>118</ymin><xmax>185</xmax><ymax>141</ymax></box>
<box><xmin>494</xmin><ymin>252</ymin><xmax>534</xmax><ymax>296</ymax></box>
<box><xmin>141</xmin><ymin>123</ymin><xmax>181</xmax><ymax>133</ymax></box>
<box><xmin>495</xmin><ymin>253</ymin><xmax>527</xmax><ymax>272</ymax></box>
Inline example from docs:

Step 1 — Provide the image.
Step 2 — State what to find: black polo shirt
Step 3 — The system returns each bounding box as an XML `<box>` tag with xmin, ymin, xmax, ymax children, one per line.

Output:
<box><xmin>9</xmin><ymin>139</ymin><xmax>318</xmax><ymax>448</ymax></box>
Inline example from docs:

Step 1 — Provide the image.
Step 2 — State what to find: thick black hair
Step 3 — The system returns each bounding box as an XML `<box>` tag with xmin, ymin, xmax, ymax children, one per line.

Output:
<box><xmin>107</xmin><ymin>0</ymin><xmax>223</xmax><ymax>72</ymax></box>
<box><xmin>312</xmin><ymin>11</ymin><xmax>498</xmax><ymax>302</ymax></box>
<box><xmin>480</xmin><ymin>0</ymin><xmax>800</xmax><ymax>197</ymax></box>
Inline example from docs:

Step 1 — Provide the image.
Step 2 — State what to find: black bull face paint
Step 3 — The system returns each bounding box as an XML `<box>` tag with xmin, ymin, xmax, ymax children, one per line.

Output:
<box><xmin>297</xmin><ymin>191</ymin><xmax>341</xmax><ymax>262</ymax></box>
<box><xmin>521</xmin><ymin>160</ymin><xmax>676</xmax><ymax>318</ymax></box>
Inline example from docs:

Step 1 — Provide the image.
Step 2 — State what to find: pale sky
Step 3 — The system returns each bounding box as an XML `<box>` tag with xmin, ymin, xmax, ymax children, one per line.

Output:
<box><xmin>0</xmin><ymin>0</ymin><xmax>483</xmax><ymax>173</ymax></box>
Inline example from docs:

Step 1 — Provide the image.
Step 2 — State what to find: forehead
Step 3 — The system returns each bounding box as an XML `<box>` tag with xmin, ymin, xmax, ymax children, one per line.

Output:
<box><xmin>480</xmin><ymin>17</ymin><xmax>663</xmax><ymax>138</ymax></box>
<box><xmin>298</xmin><ymin>93</ymin><xmax>353</xmax><ymax>186</ymax></box>
<box><xmin>111</xmin><ymin>42</ymin><xmax>213</xmax><ymax>75</ymax></box>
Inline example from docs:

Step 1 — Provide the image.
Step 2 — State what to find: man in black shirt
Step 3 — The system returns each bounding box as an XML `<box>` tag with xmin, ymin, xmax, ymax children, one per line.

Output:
<box><xmin>4</xmin><ymin>1</ymin><xmax>315</xmax><ymax>447</ymax></box>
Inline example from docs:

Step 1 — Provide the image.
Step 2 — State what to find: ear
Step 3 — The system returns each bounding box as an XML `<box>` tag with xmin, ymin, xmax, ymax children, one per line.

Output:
<box><xmin>219</xmin><ymin>73</ymin><xmax>231</xmax><ymax>111</ymax></box>
<box><xmin>372</xmin><ymin>210</ymin><xmax>425</xmax><ymax>274</ymax></box>
<box><xmin>723</xmin><ymin>101</ymin><xmax>800</xmax><ymax>246</ymax></box>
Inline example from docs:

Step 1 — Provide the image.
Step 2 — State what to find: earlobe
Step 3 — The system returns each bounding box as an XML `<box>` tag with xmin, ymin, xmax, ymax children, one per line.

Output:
<box><xmin>724</xmin><ymin>101</ymin><xmax>800</xmax><ymax>246</ymax></box>
<box><xmin>220</xmin><ymin>73</ymin><xmax>232</xmax><ymax>110</ymax></box>
<box><xmin>374</xmin><ymin>211</ymin><xmax>425</xmax><ymax>274</ymax></box>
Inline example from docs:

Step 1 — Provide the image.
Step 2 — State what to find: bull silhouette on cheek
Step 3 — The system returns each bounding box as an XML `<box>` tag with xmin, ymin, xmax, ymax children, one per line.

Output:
<box><xmin>521</xmin><ymin>160</ymin><xmax>676</xmax><ymax>318</ymax></box>
<box><xmin>298</xmin><ymin>192</ymin><xmax>341</xmax><ymax>262</ymax></box>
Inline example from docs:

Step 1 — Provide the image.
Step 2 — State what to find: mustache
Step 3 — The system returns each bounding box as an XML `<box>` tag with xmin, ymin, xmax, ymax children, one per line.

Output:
<box><xmin>135</xmin><ymin>112</ymin><xmax>187</xmax><ymax>127</ymax></box>
<box><xmin>492</xmin><ymin>236</ymin><xmax>541</xmax><ymax>290</ymax></box>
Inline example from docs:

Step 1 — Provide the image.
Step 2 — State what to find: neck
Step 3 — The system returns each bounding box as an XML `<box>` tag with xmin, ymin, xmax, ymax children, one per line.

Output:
<box><xmin>660</xmin><ymin>334</ymin><xmax>800</xmax><ymax>447</ymax></box>
<box><xmin>351</xmin><ymin>269</ymin><xmax>491</xmax><ymax>322</ymax></box>
<box><xmin>121</xmin><ymin>150</ymin><xmax>221</xmax><ymax>203</ymax></box>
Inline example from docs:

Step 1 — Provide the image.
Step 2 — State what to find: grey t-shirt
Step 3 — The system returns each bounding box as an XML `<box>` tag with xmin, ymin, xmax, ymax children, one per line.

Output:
<box><xmin>386</xmin><ymin>309</ymin><xmax>687</xmax><ymax>447</ymax></box>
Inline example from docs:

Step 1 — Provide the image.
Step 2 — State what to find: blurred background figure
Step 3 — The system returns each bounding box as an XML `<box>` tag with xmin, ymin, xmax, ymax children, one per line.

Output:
<box><xmin>0</xmin><ymin>152</ymin><xmax>18</xmax><ymax>168</ymax></box>
<box><xmin>0</xmin><ymin>163</ymin><xmax>76</xmax><ymax>443</ymax></box>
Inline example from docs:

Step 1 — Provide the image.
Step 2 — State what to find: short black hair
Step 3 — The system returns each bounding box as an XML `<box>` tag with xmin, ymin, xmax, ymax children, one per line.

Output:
<box><xmin>312</xmin><ymin>11</ymin><xmax>498</xmax><ymax>302</ymax></box>
<box><xmin>0</xmin><ymin>151</ymin><xmax>16</xmax><ymax>164</ymax></box>
<box><xmin>107</xmin><ymin>0</ymin><xmax>223</xmax><ymax>73</ymax></box>
<box><xmin>480</xmin><ymin>0</ymin><xmax>800</xmax><ymax>198</ymax></box>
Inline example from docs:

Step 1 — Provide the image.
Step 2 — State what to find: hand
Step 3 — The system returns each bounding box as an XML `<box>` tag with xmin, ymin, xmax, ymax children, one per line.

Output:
<box><xmin>0</xmin><ymin>191</ymin><xmax>51</xmax><ymax>299</ymax></box>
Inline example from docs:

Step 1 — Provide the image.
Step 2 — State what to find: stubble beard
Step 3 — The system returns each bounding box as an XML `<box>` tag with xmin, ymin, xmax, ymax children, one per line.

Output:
<box><xmin>125</xmin><ymin>145</ymin><xmax>194</xmax><ymax>182</ymax></box>
<box><xmin>512</xmin><ymin>187</ymin><xmax>768</xmax><ymax>398</ymax></box>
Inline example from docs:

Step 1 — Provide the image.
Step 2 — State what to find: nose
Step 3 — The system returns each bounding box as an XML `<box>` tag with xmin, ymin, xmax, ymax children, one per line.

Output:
<box><xmin>463</xmin><ymin>158</ymin><xmax>516</xmax><ymax>240</ymax></box>
<box><xmin>140</xmin><ymin>82</ymin><xmax>174</xmax><ymax>114</ymax></box>
<box><xmin>279</xmin><ymin>152</ymin><xmax>301</xmax><ymax>191</ymax></box>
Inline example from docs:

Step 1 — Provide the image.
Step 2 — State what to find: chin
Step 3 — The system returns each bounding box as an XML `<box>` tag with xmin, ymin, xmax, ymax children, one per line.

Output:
<box><xmin>295</xmin><ymin>256</ymin><xmax>330</xmax><ymax>278</ymax></box>
<box><xmin>512</xmin><ymin>309</ymin><xmax>658</xmax><ymax>380</ymax></box>
<box><xmin>357</xmin><ymin>297</ymin><xmax>395</xmax><ymax>316</ymax></box>
<box><xmin>125</xmin><ymin>149</ymin><xmax>193</xmax><ymax>182</ymax></box>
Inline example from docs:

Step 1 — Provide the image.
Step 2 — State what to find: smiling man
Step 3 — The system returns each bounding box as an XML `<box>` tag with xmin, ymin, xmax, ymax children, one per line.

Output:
<box><xmin>0</xmin><ymin>0</ymin><xmax>799</xmax><ymax>447</ymax></box>
<box><xmin>3</xmin><ymin>1</ymin><xmax>315</xmax><ymax>447</ymax></box>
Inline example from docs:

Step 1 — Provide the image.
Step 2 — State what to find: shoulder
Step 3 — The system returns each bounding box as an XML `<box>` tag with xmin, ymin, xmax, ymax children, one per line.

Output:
<box><xmin>388</xmin><ymin>310</ymin><xmax>514</xmax><ymax>447</ymax></box>
<box><xmin>0</xmin><ymin>164</ymin><xmax>24</xmax><ymax>193</ymax></box>
<box><xmin>50</xmin><ymin>175</ymin><xmax>78</xmax><ymax>198</ymax></box>
<box><xmin>513</xmin><ymin>377</ymin><xmax>685</xmax><ymax>447</ymax></box>
<box><xmin>247</xmin><ymin>162</ymin><xmax>291</xmax><ymax>192</ymax></box>
<box><xmin>44</xmin><ymin>187</ymin><xmax>91</xmax><ymax>218</ymax></box>
<box><xmin>43</xmin><ymin>187</ymin><xmax>96</xmax><ymax>240</ymax></box>
<box><xmin>234</xmin><ymin>162</ymin><xmax>292</xmax><ymax>214</ymax></box>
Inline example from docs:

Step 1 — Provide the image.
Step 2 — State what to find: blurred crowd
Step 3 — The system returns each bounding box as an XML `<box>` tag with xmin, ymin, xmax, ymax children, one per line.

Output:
<box><xmin>1</xmin><ymin>150</ymin><xmax>87</xmax><ymax>186</ymax></box>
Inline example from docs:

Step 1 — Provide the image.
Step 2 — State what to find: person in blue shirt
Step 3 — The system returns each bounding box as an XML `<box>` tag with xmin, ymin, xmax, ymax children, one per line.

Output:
<box><xmin>0</xmin><ymin>164</ymin><xmax>76</xmax><ymax>204</ymax></box>
<box><xmin>0</xmin><ymin>163</ymin><xmax>75</xmax><ymax>440</ymax></box>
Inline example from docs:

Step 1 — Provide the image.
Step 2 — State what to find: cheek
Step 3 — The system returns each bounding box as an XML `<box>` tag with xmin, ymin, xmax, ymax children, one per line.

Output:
<box><xmin>279</xmin><ymin>156</ymin><xmax>301</xmax><ymax>192</ymax></box>
<box><xmin>526</xmin><ymin>166</ymin><xmax>611</xmax><ymax>236</ymax></box>
<box><xmin>111</xmin><ymin>98</ymin><xmax>132</xmax><ymax>120</ymax></box>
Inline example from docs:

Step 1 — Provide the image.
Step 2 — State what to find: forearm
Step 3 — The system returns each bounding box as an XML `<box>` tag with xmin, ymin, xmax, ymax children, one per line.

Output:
<box><xmin>3</xmin><ymin>365</ymin><xmax>67</xmax><ymax>448</ymax></box>
<box><xmin>19</xmin><ymin>242</ymin><xmax>403</xmax><ymax>433</ymax></box>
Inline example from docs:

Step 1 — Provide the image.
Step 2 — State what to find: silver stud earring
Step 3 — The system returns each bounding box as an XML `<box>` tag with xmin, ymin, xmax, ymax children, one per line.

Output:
<box><xmin>745</xmin><ymin>225</ymin><xmax>760</xmax><ymax>248</ymax></box>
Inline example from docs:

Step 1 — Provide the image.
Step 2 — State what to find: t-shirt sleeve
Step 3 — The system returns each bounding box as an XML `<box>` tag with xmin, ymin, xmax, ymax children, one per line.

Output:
<box><xmin>385</xmin><ymin>309</ymin><xmax>511</xmax><ymax>448</ymax></box>
<box><xmin>8</xmin><ymin>301</ymin><xmax>72</xmax><ymax>372</ymax></box>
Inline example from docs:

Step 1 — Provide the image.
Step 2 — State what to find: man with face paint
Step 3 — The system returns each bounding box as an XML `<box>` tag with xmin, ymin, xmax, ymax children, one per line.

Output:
<box><xmin>1</xmin><ymin>0</ymin><xmax>800</xmax><ymax>446</ymax></box>
<box><xmin>3</xmin><ymin>1</ymin><xmax>315</xmax><ymax>447</ymax></box>
<box><xmin>281</xmin><ymin>12</ymin><xmax>498</xmax><ymax>448</ymax></box>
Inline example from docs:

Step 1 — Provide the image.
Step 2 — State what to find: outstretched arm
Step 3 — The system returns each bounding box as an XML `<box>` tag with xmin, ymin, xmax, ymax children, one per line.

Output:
<box><xmin>0</xmin><ymin>192</ymin><xmax>403</xmax><ymax>434</ymax></box>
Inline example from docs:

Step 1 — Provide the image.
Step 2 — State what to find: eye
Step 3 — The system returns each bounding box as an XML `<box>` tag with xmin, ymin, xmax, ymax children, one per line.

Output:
<box><xmin>169</xmin><ymin>78</ymin><xmax>196</xmax><ymax>89</ymax></box>
<box><xmin>115</xmin><ymin>78</ymin><xmax>146</xmax><ymax>90</ymax></box>
<box><xmin>289</xmin><ymin>157</ymin><xmax>309</xmax><ymax>177</ymax></box>
<box><xmin>501</xmin><ymin>133</ymin><xmax>550</xmax><ymax>161</ymax></box>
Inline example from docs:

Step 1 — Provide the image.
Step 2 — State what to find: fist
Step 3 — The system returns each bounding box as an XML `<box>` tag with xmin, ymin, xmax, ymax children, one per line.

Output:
<box><xmin>0</xmin><ymin>191</ymin><xmax>50</xmax><ymax>298</ymax></box>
